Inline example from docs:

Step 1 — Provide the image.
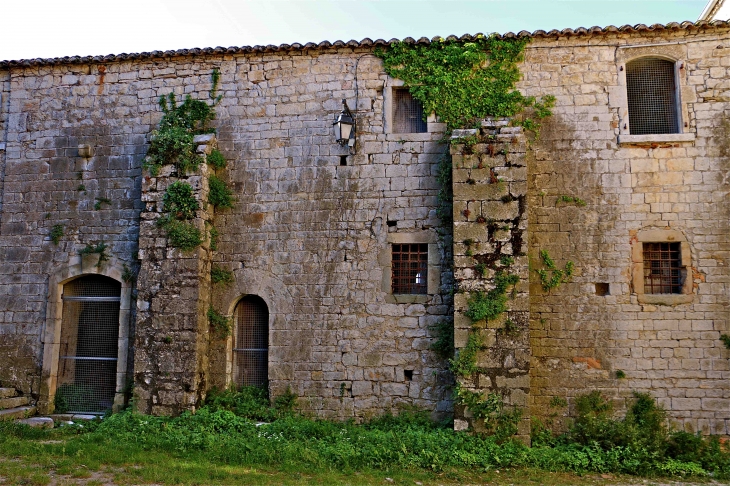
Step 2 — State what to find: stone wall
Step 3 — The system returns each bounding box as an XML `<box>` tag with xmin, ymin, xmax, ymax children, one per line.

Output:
<box><xmin>520</xmin><ymin>29</ymin><xmax>730</xmax><ymax>434</ymax></box>
<box><xmin>0</xmin><ymin>49</ymin><xmax>455</xmax><ymax>420</ymax></box>
<box><xmin>0</xmin><ymin>24</ymin><xmax>728</xmax><ymax>429</ymax></box>
<box><xmin>451</xmin><ymin>121</ymin><xmax>531</xmax><ymax>440</ymax></box>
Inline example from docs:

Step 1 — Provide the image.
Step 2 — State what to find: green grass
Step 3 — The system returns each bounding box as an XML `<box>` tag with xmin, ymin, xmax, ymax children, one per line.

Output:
<box><xmin>1</xmin><ymin>388</ymin><xmax>728</xmax><ymax>485</ymax></box>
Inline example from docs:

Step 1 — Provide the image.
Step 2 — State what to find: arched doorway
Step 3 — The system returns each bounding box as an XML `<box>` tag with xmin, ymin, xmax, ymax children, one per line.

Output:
<box><xmin>233</xmin><ymin>295</ymin><xmax>269</xmax><ymax>387</ymax></box>
<box><xmin>56</xmin><ymin>275</ymin><xmax>121</xmax><ymax>413</ymax></box>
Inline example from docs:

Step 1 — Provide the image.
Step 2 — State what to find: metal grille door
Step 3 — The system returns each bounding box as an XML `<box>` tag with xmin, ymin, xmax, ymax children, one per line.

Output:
<box><xmin>392</xmin><ymin>243</ymin><xmax>428</xmax><ymax>294</ymax></box>
<box><xmin>394</xmin><ymin>88</ymin><xmax>427</xmax><ymax>133</ymax></box>
<box><xmin>58</xmin><ymin>276</ymin><xmax>121</xmax><ymax>414</ymax></box>
<box><xmin>643</xmin><ymin>242</ymin><xmax>682</xmax><ymax>294</ymax></box>
<box><xmin>234</xmin><ymin>296</ymin><xmax>269</xmax><ymax>387</ymax></box>
<box><xmin>626</xmin><ymin>58</ymin><xmax>679</xmax><ymax>135</ymax></box>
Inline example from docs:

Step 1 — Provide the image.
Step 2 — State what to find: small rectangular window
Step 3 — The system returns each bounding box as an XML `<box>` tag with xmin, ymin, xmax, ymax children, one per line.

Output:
<box><xmin>643</xmin><ymin>242</ymin><xmax>682</xmax><ymax>294</ymax></box>
<box><xmin>393</xmin><ymin>88</ymin><xmax>427</xmax><ymax>133</ymax></box>
<box><xmin>392</xmin><ymin>243</ymin><xmax>428</xmax><ymax>294</ymax></box>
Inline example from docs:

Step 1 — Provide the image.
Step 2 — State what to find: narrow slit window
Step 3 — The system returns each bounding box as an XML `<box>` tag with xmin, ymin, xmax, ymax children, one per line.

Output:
<box><xmin>392</xmin><ymin>243</ymin><xmax>428</xmax><ymax>294</ymax></box>
<box><xmin>643</xmin><ymin>242</ymin><xmax>682</xmax><ymax>294</ymax></box>
<box><xmin>234</xmin><ymin>296</ymin><xmax>269</xmax><ymax>387</ymax></box>
<box><xmin>626</xmin><ymin>58</ymin><xmax>679</xmax><ymax>135</ymax></box>
<box><xmin>394</xmin><ymin>88</ymin><xmax>427</xmax><ymax>133</ymax></box>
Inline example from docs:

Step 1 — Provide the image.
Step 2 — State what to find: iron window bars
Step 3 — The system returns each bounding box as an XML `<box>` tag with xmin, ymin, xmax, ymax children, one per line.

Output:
<box><xmin>392</xmin><ymin>243</ymin><xmax>428</xmax><ymax>294</ymax></box>
<box><xmin>643</xmin><ymin>242</ymin><xmax>682</xmax><ymax>294</ymax></box>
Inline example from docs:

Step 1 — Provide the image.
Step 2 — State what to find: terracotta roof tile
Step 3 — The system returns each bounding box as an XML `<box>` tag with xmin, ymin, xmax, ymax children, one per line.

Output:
<box><xmin>2</xmin><ymin>20</ymin><xmax>729</xmax><ymax>68</ymax></box>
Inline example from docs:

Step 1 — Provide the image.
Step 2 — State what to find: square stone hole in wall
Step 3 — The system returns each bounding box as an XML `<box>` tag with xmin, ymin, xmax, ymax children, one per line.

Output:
<box><xmin>595</xmin><ymin>283</ymin><xmax>610</xmax><ymax>296</ymax></box>
<box><xmin>404</xmin><ymin>370</ymin><xmax>413</xmax><ymax>381</ymax></box>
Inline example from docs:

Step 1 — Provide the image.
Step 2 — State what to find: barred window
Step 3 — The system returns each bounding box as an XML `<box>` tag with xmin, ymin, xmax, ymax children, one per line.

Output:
<box><xmin>626</xmin><ymin>58</ymin><xmax>679</xmax><ymax>135</ymax></box>
<box><xmin>392</xmin><ymin>243</ymin><xmax>428</xmax><ymax>294</ymax></box>
<box><xmin>394</xmin><ymin>88</ymin><xmax>427</xmax><ymax>133</ymax></box>
<box><xmin>234</xmin><ymin>296</ymin><xmax>268</xmax><ymax>387</ymax></box>
<box><xmin>643</xmin><ymin>242</ymin><xmax>682</xmax><ymax>294</ymax></box>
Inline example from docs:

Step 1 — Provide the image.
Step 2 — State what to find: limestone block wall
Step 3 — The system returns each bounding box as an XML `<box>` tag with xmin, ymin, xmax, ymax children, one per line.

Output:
<box><xmin>0</xmin><ymin>63</ymin><xmax>144</xmax><ymax>400</ymax></box>
<box><xmin>0</xmin><ymin>48</ymin><xmax>454</xmax><ymax>419</ymax></box>
<box><xmin>451</xmin><ymin>121</ymin><xmax>531</xmax><ymax>438</ymax></box>
<box><xmin>206</xmin><ymin>50</ymin><xmax>454</xmax><ymax>420</ymax></box>
<box><xmin>134</xmin><ymin>136</ymin><xmax>215</xmax><ymax>415</ymax></box>
<box><xmin>519</xmin><ymin>29</ymin><xmax>730</xmax><ymax>434</ymax></box>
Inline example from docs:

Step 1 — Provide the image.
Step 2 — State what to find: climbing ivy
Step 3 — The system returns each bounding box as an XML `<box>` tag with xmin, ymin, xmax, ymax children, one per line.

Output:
<box><xmin>143</xmin><ymin>69</ymin><xmax>222</xmax><ymax>176</ymax></box>
<box><xmin>376</xmin><ymin>35</ymin><xmax>555</xmax><ymax>131</ymax></box>
<box><xmin>464</xmin><ymin>271</ymin><xmax>519</xmax><ymax>322</ymax></box>
<box><xmin>536</xmin><ymin>249</ymin><xmax>574</xmax><ymax>291</ymax></box>
<box><xmin>79</xmin><ymin>241</ymin><xmax>109</xmax><ymax>269</ymax></box>
<box><xmin>208</xmin><ymin>306</ymin><xmax>232</xmax><ymax>338</ymax></box>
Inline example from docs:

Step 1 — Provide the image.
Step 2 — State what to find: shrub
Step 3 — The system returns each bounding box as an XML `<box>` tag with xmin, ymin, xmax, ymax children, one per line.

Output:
<box><xmin>163</xmin><ymin>181</ymin><xmax>199</xmax><ymax>220</ymax></box>
<box><xmin>208</xmin><ymin>174</ymin><xmax>233</xmax><ymax>209</ymax></box>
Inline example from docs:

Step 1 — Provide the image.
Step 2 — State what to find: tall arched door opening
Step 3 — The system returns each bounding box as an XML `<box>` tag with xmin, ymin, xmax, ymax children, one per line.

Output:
<box><xmin>57</xmin><ymin>275</ymin><xmax>121</xmax><ymax>413</ymax></box>
<box><xmin>233</xmin><ymin>295</ymin><xmax>269</xmax><ymax>387</ymax></box>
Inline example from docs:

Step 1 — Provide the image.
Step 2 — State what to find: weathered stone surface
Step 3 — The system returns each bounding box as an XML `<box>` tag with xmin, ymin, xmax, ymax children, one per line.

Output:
<box><xmin>0</xmin><ymin>26</ymin><xmax>728</xmax><ymax>434</ymax></box>
<box><xmin>17</xmin><ymin>417</ymin><xmax>54</xmax><ymax>428</ymax></box>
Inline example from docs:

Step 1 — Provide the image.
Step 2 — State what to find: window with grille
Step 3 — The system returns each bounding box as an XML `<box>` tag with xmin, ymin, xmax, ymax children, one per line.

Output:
<box><xmin>643</xmin><ymin>242</ymin><xmax>682</xmax><ymax>294</ymax></box>
<box><xmin>234</xmin><ymin>296</ymin><xmax>269</xmax><ymax>387</ymax></box>
<box><xmin>394</xmin><ymin>88</ymin><xmax>427</xmax><ymax>133</ymax></box>
<box><xmin>626</xmin><ymin>58</ymin><xmax>679</xmax><ymax>135</ymax></box>
<box><xmin>392</xmin><ymin>243</ymin><xmax>428</xmax><ymax>294</ymax></box>
<box><xmin>57</xmin><ymin>275</ymin><xmax>121</xmax><ymax>413</ymax></box>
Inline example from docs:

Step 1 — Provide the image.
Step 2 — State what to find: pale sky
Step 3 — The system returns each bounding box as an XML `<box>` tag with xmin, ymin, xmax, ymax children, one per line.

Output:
<box><xmin>0</xmin><ymin>0</ymin><xmax>712</xmax><ymax>62</ymax></box>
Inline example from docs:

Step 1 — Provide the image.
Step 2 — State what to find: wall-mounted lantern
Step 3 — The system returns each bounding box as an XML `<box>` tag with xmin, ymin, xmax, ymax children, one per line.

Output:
<box><xmin>333</xmin><ymin>99</ymin><xmax>355</xmax><ymax>147</ymax></box>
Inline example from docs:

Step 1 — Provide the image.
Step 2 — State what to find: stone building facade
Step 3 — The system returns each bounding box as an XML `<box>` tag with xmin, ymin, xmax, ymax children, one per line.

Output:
<box><xmin>0</xmin><ymin>21</ymin><xmax>728</xmax><ymax>433</ymax></box>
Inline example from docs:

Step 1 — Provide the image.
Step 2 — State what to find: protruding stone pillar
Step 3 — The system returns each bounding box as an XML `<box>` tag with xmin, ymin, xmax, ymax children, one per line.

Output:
<box><xmin>134</xmin><ymin>135</ymin><xmax>216</xmax><ymax>415</ymax></box>
<box><xmin>451</xmin><ymin>119</ymin><xmax>531</xmax><ymax>442</ymax></box>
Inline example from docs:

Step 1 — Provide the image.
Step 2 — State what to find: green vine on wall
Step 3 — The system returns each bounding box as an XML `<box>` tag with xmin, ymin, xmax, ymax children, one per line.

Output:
<box><xmin>207</xmin><ymin>306</ymin><xmax>232</xmax><ymax>338</ymax></box>
<box><xmin>157</xmin><ymin>181</ymin><xmax>202</xmax><ymax>251</ymax></box>
<box><xmin>50</xmin><ymin>224</ymin><xmax>64</xmax><ymax>245</ymax></box>
<box><xmin>376</xmin><ymin>35</ymin><xmax>555</xmax><ymax>132</ymax></box>
<box><xmin>536</xmin><ymin>249</ymin><xmax>574</xmax><ymax>291</ymax></box>
<box><xmin>79</xmin><ymin>241</ymin><xmax>109</xmax><ymax>269</ymax></box>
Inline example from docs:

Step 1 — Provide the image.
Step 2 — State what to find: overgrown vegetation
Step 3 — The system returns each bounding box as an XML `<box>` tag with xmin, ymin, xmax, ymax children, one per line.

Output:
<box><xmin>209</xmin><ymin>174</ymin><xmax>234</xmax><ymax>209</ymax></box>
<box><xmin>94</xmin><ymin>197</ymin><xmax>112</xmax><ymax>210</ymax></box>
<box><xmin>79</xmin><ymin>241</ymin><xmax>109</xmax><ymax>268</ymax></box>
<box><xmin>376</xmin><ymin>35</ymin><xmax>555</xmax><ymax>132</ymax></box>
<box><xmin>531</xmin><ymin>391</ymin><xmax>730</xmax><ymax>478</ymax></box>
<box><xmin>163</xmin><ymin>181</ymin><xmax>199</xmax><ymax>219</ymax></box>
<box><xmin>157</xmin><ymin>181</ymin><xmax>203</xmax><ymax>251</ymax></box>
<box><xmin>207</xmin><ymin>306</ymin><xmax>232</xmax><ymax>337</ymax></box>
<box><xmin>207</xmin><ymin>149</ymin><xmax>227</xmax><ymax>170</ymax></box>
<box><xmin>50</xmin><ymin>224</ymin><xmax>64</xmax><ymax>245</ymax></box>
<box><xmin>143</xmin><ymin>86</ymin><xmax>219</xmax><ymax>177</ymax></box>
<box><xmin>5</xmin><ymin>387</ymin><xmax>725</xmax><ymax>484</ymax></box>
<box><xmin>464</xmin><ymin>271</ymin><xmax>519</xmax><ymax>322</ymax></box>
<box><xmin>720</xmin><ymin>333</ymin><xmax>730</xmax><ymax>349</ymax></box>
<box><xmin>557</xmin><ymin>195</ymin><xmax>586</xmax><ymax>207</ymax></box>
<box><xmin>536</xmin><ymin>249</ymin><xmax>574</xmax><ymax>291</ymax></box>
<box><xmin>429</xmin><ymin>320</ymin><xmax>454</xmax><ymax>360</ymax></box>
<box><xmin>211</xmin><ymin>265</ymin><xmax>234</xmax><ymax>285</ymax></box>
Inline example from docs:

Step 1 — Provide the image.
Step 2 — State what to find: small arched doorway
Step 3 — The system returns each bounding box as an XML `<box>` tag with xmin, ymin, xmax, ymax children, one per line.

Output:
<box><xmin>233</xmin><ymin>295</ymin><xmax>269</xmax><ymax>387</ymax></box>
<box><xmin>57</xmin><ymin>275</ymin><xmax>121</xmax><ymax>413</ymax></box>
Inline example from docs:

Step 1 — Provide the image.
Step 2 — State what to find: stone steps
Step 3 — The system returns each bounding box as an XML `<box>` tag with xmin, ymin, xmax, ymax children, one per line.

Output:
<box><xmin>0</xmin><ymin>387</ymin><xmax>41</xmax><ymax>425</ymax></box>
<box><xmin>0</xmin><ymin>405</ymin><xmax>36</xmax><ymax>421</ymax></box>
<box><xmin>0</xmin><ymin>395</ymin><xmax>29</xmax><ymax>410</ymax></box>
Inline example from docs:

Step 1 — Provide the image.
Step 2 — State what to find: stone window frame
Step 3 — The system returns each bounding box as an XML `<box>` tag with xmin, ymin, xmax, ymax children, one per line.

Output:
<box><xmin>382</xmin><ymin>231</ymin><xmax>440</xmax><ymax>304</ymax></box>
<box><xmin>383</xmin><ymin>78</ymin><xmax>440</xmax><ymax>139</ymax></box>
<box><xmin>631</xmin><ymin>228</ymin><xmax>693</xmax><ymax>305</ymax></box>
<box><xmin>613</xmin><ymin>44</ymin><xmax>696</xmax><ymax>145</ymax></box>
<box><xmin>39</xmin><ymin>254</ymin><xmax>133</xmax><ymax>414</ymax></box>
